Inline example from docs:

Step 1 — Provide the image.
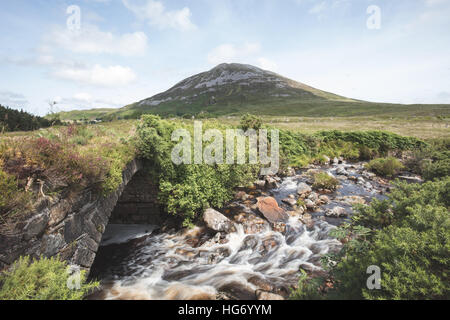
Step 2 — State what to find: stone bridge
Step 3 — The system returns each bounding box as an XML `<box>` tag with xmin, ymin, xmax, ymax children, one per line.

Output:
<box><xmin>0</xmin><ymin>159</ymin><xmax>165</xmax><ymax>273</ymax></box>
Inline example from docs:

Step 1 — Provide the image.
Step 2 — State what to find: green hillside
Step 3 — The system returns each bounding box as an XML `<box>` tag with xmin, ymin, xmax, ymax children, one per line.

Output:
<box><xmin>55</xmin><ymin>63</ymin><xmax>450</xmax><ymax>120</ymax></box>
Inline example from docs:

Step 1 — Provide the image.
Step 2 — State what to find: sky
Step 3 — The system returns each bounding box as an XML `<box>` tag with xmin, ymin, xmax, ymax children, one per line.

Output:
<box><xmin>0</xmin><ymin>0</ymin><xmax>449</xmax><ymax>116</ymax></box>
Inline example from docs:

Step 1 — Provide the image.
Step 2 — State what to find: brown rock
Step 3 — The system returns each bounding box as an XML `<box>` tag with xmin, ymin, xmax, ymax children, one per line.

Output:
<box><xmin>256</xmin><ymin>197</ymin><xmax>289</xmax><ymax>223</ymax></box>
<box><xmin>256</xmin><ymin>290</ymin><xmax>284</xmax><ymax>300</ymax></box>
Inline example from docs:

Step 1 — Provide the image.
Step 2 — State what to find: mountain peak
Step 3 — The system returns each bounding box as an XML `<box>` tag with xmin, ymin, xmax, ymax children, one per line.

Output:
<box><xmin>123</xmin><ymin>63</ymin><xmax>354</xmax><ymax>116</ymax></box>
<box><xmin>211</xmin><ymin>63</ymin><xmax>266</xmax><ymax>72</ymax></box>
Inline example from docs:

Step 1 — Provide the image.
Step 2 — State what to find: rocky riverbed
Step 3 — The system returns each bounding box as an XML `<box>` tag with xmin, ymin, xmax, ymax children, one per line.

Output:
<box><xmin>88</xmin><ymin>161</ymin><xmax>393</xmax><ymax>300</ymax></box>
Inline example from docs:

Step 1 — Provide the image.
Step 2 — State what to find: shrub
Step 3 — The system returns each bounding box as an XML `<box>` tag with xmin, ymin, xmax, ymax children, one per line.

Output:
<box><xmin>319</xmin><ymin>140</ymin><xmax>360</xmax><ymax>160</ymax></box>
<box><xmin>322</xmin><ymin>179</ymin><xmax>450</xmax><ymax>300</ymax></box>
<box><xmin>312</xmin><ymin>172</ymin><xmax>339</xmax><ymax>190</ymax></box>
<box><xmin>365</xmin><ymin>157</ymin><xmax>404</xmax><ymax>177</ymax></box>
<box><xmin>1</xmin><ymin>122</ymin><xmax>136</xmax><ymax>224</ymax></box>
<box><xmin>240</xmin><ymin>113</ymin><xmax>262</xmax><ymax>131</ymax></box>
<box><xmin>0</xmin><ymin>168</ymin><xmax>19</xmax><ymax>213</ymax></box>
<box><xmin>316</xmin><ymin>130</ymin><xmax>427</xmax><ymax>154</ymax></box>
<box><xmin>136</xmin><ymin>115</ymin><xmax>261</xmax><ymax>226</ymax></box>
<box><xmin>289</xmin><ymin>270</ymin><xmax>324</xmax><ymax>300</ymax></box>
<box><xmin>0</xmin><ymin>256</ymin><xmax>99</xmax><ymax>300</ymax></box>
<box><xmin>423</xmin><ymin>159</ymin><xmax>450</xmax><ymax>181</ymax></box>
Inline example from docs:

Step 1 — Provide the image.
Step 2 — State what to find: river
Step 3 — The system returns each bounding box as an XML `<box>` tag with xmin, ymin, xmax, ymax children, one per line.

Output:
<box><xmin>88</xmin><ymin>161</ymin><xmax>390</xmax><ymax>300</ymax></box>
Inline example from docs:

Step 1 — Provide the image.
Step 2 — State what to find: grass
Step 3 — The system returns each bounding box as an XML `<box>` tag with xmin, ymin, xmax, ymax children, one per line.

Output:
<box><xmin>365</xmin><ymin>157</ymin><xmax>405</xmax><ymax>177</ymax></box>
<box><xmin>0</xmin><ymin>115</ymin><xmax>445</xmax><ymax>224</ymax></box>
<box><xmin>217</xmin><ymin>116</ymin><xmax>450</xmax><ymax>140</ymax></box>
<box><xmin>0</xmin><ymin>120</ymin><xmax>137</xmax><ymax>224</ymax></box>
<box><xmin>312</xmin><ymin>172</ymin><xmax>339</xmax><ymax>190</ymax></box>
<box><xmin>50</xmin><ymin>108</ymin><xmax>117</xmax><ymax>121</ymax></box>
<box><xmin>0</xmin><ymin>256</ymin><xmax>99</xmax><ymax>300</ymax></box>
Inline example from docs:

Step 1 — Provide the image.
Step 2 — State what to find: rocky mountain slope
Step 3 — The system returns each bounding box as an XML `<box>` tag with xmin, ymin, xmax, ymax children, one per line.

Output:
<box><xmin>58</xmin><ymin>63</ymin><xmax>450</xmax><ymax>120</ymax></box>
<box><xmin>106</xmin><ymin>63</ymin><xmax>359</xmax><ymax>119</ymax></box>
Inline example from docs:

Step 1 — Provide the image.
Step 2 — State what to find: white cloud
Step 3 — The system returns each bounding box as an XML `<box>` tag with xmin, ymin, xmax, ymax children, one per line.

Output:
<box><xmin>256</xmin><ymin>58</ymin><xmax>278</xmax><ymax>71</ymax></box>
<box><xmin>0</xmin><ymin>91</ymin><xmax>29</xmax><ymax>108</ymax></box>
<box><xmin>45</xmin><ymin>24</ymin><xmax>148</xmax><ymax>56</ymax></box>
<box><xmin>297</xmin><ymin>0</ymin><xmax>350</xmax><ymax>18</ymax></box>
<box><xmin>309</xmin><ymin>1</ymin><xmax>327</xmax><ymax>15</ymax></box>
<box><xmin>425</xmin><ymin>0</ymin><xmax>447</xmax><ymax>7</ymax></box>
<box><xmin>73</xmin><ymin>92</ymin><xmax>93</xmax><ymax>102</ymax></box>
<box><xmin>207</xmin><ymin>42</ymin><xmax>261</xmax><ymax>65</ymax></box>
<box><xmin>123</xmin><ymin>0</ymin><xmax>196</xmax><ymax>31</ymax></box>
<box><xmin>53</xmin><ymin>64</ymin><xmax>137</xmax><ymax>87</ymax></box>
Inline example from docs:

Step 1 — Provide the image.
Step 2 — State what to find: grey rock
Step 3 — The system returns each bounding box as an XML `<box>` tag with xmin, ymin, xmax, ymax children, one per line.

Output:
<box><xmin>204</xmin><ymin>208</ymin><xmax>233</xmax><ymax>233</ymax></box>
<box><xmin>319</xmin><ymin>195</ymin><xmax>330</xmax><ymax>204</ymax></box>
<box><xmin>336</xmin><ymin>166</ymin><xmax>348</xmax><ymax>176</ymax></box>
<box><xmin>282</xmin><ymin>198</ymin><xmax>297</xmax><ymax>207</ymax></box>
<box><xmin>308</xmin><ymin>192</ymin><xmax>319</xmax><ymax>203</ymax></box>
<box><xmin>297</xmin><ymin>182</ymin><xmax>312</xmax><ymax>196</ymax></box>
<box><xmin>256</xmin><ymin>290</ymin><xmax>284</xmax><ymax>300</ymax></box>
<box><xmin>24</xmin><ymin>212</ymin><xmax>49</xmax><ymax>241</ymax></box>
<box><xmin>41</xmin><ymin>234</ymin><xmax>65</xmax><ymax>257</ymax></box>
<box><xmin>265</xmin><ymin>176</ymin><xmax>278</xmax><ymax>188</ymax></box>
<box><xmin>305</xmin><ymin>199</ymin><xmax>315</xmax><ymax>210</ymax></box>
<box><xmin>255</xmin><ymin>180</ymin><xmax>266</xmax><ymax>189</ymax></box>
<box><xmin>325</xmin><ymin>207</ymin><xmax>348</xmax><ymax>218</ymax></box>
<box><xmin>72</xmin><ymin>247</ymin><xmax>96</xmax><ymax>268</ymax></box>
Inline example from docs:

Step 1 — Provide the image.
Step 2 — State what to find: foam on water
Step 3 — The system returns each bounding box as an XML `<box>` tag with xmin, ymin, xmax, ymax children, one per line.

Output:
<box><xmin>91</xmin><ymin>216</ymin><xmax>340</xmax><ymax>300</ymax></box>
<box><xmin>90</xmin><ymin>162</ymin><xmax>388</xmax><ymax>300</ymax></box>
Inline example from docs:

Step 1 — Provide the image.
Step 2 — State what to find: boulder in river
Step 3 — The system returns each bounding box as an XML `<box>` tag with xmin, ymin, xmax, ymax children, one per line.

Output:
<box><xmin>257</xmin><ymin>197</ymin><xmax>289</xmax><ymax>223</ymax></box>
<box><xmin>319</xmin><ymin>195</ymin><xmax>330</xmax><ymax>204</ymax></box>
<box><xmin>284</xmin><ymin>167</ymin><xmax>296</xmax><ymax>177</ymax></box>
<box><xmin>282</xmin><ymin>198</ymin><xmax>297</xmax><ymax>207</ymax></box>
<box><xmin>325</xmin><ymin>207</ymin><xmax>348</xmax><ymax>218</ymax></box>
<box><xmin>255</xmin><ymin>180</ymin><xmax>266</xmax><ymax>189</ymax></box>
<box><xmin>307</xmin><ymin>192</ymin><xmax>319</xmax><ymax>203</ymax></box>
<box><xmin>304</xmin><ymin>199</ymin><xmax>316</xmax><ymax>210</ymax></box>
<box><xmin>234</xmin><ymin>191</ymin><xmax>249</xmax><ymax>201</ymax></box>
<box><xmin>297</xmin><ymin>182</ymin><xmax>312</xmax><ymax>197</ymax></box>
<box><xmin>256</xmin><ymin>290</ymin><xmax>284</xmax><ymax>300</ymax></box>
<box><xmin>203</xmin><ymin>208</ymin><xmax>233</xmax><ymax>233</ymax></box>
<box><xmin>336</xmin><ymin>166</ymin><xmax>348</xmax><ymax>176</ymax></box>
<box><xmin>265</xmin><ymin>176</ymin><xmax>279</xmax><ymax>188</ymax></box>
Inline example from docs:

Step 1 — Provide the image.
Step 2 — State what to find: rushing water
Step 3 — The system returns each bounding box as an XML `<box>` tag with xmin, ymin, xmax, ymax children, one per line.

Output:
<box><xmin>89</xmin><ymin>163</ymin><xmax>389</xmax><ymax>300</ymax></box>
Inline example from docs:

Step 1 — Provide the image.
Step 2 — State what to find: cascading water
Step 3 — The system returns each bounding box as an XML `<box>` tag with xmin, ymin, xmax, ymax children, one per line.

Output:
<box><xmin>89</xmin><ymin>162</ymin><xmax>389</xmax><ymax>300</ymax></box>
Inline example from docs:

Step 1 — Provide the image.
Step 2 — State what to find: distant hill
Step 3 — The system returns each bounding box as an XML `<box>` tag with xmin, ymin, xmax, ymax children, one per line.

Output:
<box><xmin>0</xmin><ymin>105</ymin><xmax>53</xmax><ymax>132</ymax></box>
<box><xmin>50</xmin><ymin>108</ymin><xmax>117</xmax><ymax>122</ymax></box>
<box><xmin>58</xmin><ymin>63</ymin><xmax>450</xmax><ymax>120</ymax></box>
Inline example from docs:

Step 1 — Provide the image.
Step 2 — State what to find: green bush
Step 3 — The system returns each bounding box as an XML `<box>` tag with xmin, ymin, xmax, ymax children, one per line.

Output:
<box><xmin>0</xmin><ymin>168</ymin><xmax>30</xmax><ymax>219</ymax></box>
<box><xmin>0</xmin><ymin>168</ymin><xmax>19</xmax><ymax>210</ymax></box>
<box><xmin>366</xmin><ymin>157</ymin><xmax>404</xmax><ymax>177</ymax></box>
<box><xmin>316</xmin><ymin>130</ymin><xmax>427</xmax><ymax>154</ymax></box>
<box><xmin>322</xmin><ymin>178</ymin><xmax>450</xmax><ymax>300</ymax></box>
<box><xmin>423</xmin><ymin>159</ymin><xmax>450</xmax><ymax>181</ymax></box>
<box><xmin>0</xmin><ymin>256</ymin><xmax>99</xmax><ymax>300</ymax></box>
<box><xmin>240</xmin><ymin>113</ymin><xmax>262</xmax><ymax>131</ymax></box>
<box><xmin>136</xmin><ymin>115</ymin><xmax>261</xmax><ymax>226</ymax></box>
<box><xmin>312</xmin><ymin>172</ymin><xmax>339</xmax><ymax>190</ymax></box>
<box><xmin>289</xmin><ymin>270</ymin><xmax>324</xmax><ymax>300</ymax></box>
<box><xmin>319</xmin><ymin>140</ymin><xmax>360</xmax><ymax>160</ymax></box>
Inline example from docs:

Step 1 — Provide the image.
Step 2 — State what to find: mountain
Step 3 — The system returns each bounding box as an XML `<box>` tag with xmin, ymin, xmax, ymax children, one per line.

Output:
<box><xmin>60</xmin><ymin>63</ymin><xmax>450</xmax><ymax>120</ymax></box>
<box><xmin>106</xmin><ymin>63</ymin><xmax>361</xmax><ymax>119</ymax></box>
